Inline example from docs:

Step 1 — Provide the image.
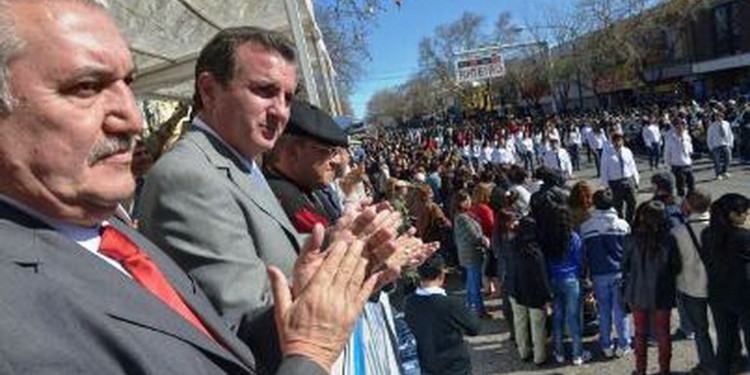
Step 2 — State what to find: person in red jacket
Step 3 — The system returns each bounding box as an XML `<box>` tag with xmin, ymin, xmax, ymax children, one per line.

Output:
<box><xmin>471</xmin><ymin>182</ymin><xmax>497</xmax><ymax>296</ymax></box>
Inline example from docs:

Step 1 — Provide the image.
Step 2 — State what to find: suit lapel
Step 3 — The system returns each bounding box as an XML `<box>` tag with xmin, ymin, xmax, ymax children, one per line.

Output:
<box><xmin>186</xmin><ymin>128</ymin><xmax>301</xmax><ymax>248</ymax></box>
<box><xmin>0</xmin><ymin>202</ymin><xmax>255</xmax><ymax>372</ymax></box>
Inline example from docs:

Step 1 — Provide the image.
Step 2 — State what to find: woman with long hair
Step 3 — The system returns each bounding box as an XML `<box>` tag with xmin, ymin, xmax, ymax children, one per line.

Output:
<box><xmin>540</xmin><ymin>202</ymin><xmax>590</xmax><ymax>365</ymax></box>
<box><xmin>453</xmin><ymin>190</ymin><xmax>490</xmax><ymax>318</ymax></box>
<box><xmin>623</xmin><ymin>201</ymin><xmax>682</xmax><ymax>375</ymax></box>
<box><xmin>701</xmin><ymin>193</ymin><xmax>750</xmax><ymax>375</ymax></box>
<box><xmin>471</xmin><ymin>183</ymin><xmax>498</xmax><ymax>296</ymax></box>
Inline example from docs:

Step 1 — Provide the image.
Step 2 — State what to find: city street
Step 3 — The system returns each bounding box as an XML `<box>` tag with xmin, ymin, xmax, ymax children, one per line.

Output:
<box><xmin>454</xmin><ymin>155</ymin><xmax>750</xmax><ymax>375</ymax></box>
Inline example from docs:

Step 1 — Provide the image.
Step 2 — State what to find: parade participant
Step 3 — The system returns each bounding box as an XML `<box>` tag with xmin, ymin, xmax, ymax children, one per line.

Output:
<box><xmin>664</xmin><ymin>118</ymin><xmax>695</xmax><ymax>197</ymax></box>
<box><xmin>707</xmin><ymin>111</ymin><xmax>734</xmax><ymax>180</ymax></box>
<box><xmin>567</xmin><ymin>123</ymin><xmax>583</xmax><ymax>172</ymax></box>
<box><xmin>587</xmin><ymin>126</ymin><xmax>607</xmax><ymax>177</ymax></box>
<box><xmin>600</xmin><ymin>131</ymin><xmax>640</xmax><ymax>223</ymax></box>
<box><xmin>642</xmin><ymin>116</ymin><xmax>662</xmax><ymax>170</ymax></box>
<box><xmin>542</xmin><ymin>137</ymin><xmax>573</xmax><ymax>180</ymax></box>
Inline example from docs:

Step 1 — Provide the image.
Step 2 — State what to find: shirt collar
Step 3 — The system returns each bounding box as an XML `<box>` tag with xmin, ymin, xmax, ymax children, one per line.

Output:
<box><xmin>192</xmin><ymin>116</ymin><xmax>259</xmax><ymax>174</ymax></box>
<box><xmin>415</xmin><ymin>286</ymin><xmax>447</xmax><ymax>296</ymax></box>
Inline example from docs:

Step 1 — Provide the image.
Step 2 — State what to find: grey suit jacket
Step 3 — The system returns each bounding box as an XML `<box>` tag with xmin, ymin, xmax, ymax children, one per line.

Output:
<box><xmin>137</xmin><ymin>127</ymin><xmax>302</xmax><ymax>371</ymax></box>
<box><xmin>0</xmin><ymin>200</ymin><xmax>323</xmax><ymax>375</ymax></box>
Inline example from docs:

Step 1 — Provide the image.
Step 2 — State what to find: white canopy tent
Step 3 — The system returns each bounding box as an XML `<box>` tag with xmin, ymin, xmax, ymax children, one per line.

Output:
<box><xmin>108</xmin><ymin>0</ymin><xmax>342</xmax><ymax>115</ymax></box>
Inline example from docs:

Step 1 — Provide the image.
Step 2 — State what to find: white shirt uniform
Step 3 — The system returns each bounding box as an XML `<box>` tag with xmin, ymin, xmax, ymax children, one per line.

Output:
<box><xmin>482</xmin><ymin>146</ymin><xmax>494</xmax><ymax>164</ymax></box>
<box><xmin>600</xmin><ymin>146</ymin><xmax>640</xmax><ymax>186</ymax></box>
<box><xmin>543</xmin><ymin>147</ymin><xmax>573</xmax><ymax>178</ymax></box>
<box><xmin>664</xmin><ymin>129</ymin><xmax>693</xmax><ymax>167</ymax></box>
<box><xmin>707</xmin><ymin>120</ymin><xmax>734</xmax><ymax>150</ymax></box>
<box><xmin>567</xmin><ymin>129</ymin><xmax>582</xmax><ymax>146</ymax></box>
<box><xmin>491</xmin><ymin>146</ymin><xmax>516</xmax><ymax>165</ymax></box>
<box><xmin>587</xmin><ymin>132</ymin><xmax>606</xmax><ymax>150</ymax></box>
<box><xmin>642</xmin><ymin>124</ymin><xmax>662</xmax><ymax>146</ymax></box>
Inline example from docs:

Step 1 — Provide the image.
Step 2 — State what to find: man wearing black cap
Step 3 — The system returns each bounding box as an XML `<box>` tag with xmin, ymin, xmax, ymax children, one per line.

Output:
<box><xmin>264</xmin><ymin>100</ymin><xmax>349</xmax><ymax>232</ymax></box>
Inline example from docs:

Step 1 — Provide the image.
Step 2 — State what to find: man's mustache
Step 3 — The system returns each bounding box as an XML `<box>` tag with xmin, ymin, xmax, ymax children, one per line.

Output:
<box><xmin>87</xmin><ymin>135</ymin><xmax>136</xmax><ymax>166</ymax></box>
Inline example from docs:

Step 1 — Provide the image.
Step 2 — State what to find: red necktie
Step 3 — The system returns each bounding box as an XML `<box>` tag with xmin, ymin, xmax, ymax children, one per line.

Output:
<box><xmin>99</xmin><ymin>226</ymin><xmax>213</xmax><ymax>338</ymax></box>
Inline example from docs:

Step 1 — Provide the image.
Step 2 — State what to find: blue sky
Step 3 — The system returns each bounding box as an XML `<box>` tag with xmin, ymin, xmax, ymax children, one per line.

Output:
<box><xmin>348</xmin><ymin>0</ymin><xmax>577</xmax><ymax>120</ymax></box>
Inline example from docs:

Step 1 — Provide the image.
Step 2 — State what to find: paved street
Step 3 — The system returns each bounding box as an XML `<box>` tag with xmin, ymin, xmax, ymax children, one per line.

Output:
<box><xmin>453</xmin><ymin>154</ymin><xmax>750</xmax><ymax>375</ymax></box>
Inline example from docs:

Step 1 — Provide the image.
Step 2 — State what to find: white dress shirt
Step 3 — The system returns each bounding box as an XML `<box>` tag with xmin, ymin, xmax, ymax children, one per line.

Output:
<box><xmin>567</xmin><ymin>129</ymin><xmax>582</xmax><ymax>146</ymax></box>
<box><xmin>587</xmin><ymin>132</ymin><xmax>606</xmax><ymax>150</ymax></box>
<box><xmin>491</xmin><ymin>146</ymin><xmax>516</xmax><ymax>165</ymax></box>
<box><xmin>642</xmin><ymin>124</ymin><xmax>662</xmax><ymax>145</ymax></box>
<box><xmin>664</xmin><ymin>130</ymin><xmax>693</xmax><ymax>167</ymax></box>
<box><xmin>600</xmin><ymin>146</ymin><xmax>640</xmax><ymax>186</ymax></box>
<box><xmin>542</xmin><ymin>148</ymin><xmax>573</xmax><ymax>178</ymax></box>
<box><xmin>707</xmin><ymin>120</ymin><xmax>734</xmax><ymax>150</ymax></box>
<box><xmin>415</xmin><ymin>286</ymin><xmax>447</xmax><ymax>297</ymax></box>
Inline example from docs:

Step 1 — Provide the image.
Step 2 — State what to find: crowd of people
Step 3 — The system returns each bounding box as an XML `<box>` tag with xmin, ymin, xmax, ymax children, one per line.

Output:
<box><xmin>337</xmin><ymin>97</ymin><xmax>750</xmax><ymax>375</ymax></box>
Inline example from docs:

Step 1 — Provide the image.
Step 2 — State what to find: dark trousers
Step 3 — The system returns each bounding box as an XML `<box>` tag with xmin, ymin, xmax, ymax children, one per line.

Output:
<box><xmin>711</xmin><ymin>146</ymin><xmax>731</xmax><ymax>176</ymax></box>
<box><xmin>741</xmin><ymin>127</ymin><xmax>750</xmax><ymax>162</ymax></box>
<box><xmin>633</xmin><ymin>308</ymin><xmax>672</xmax><ymax>374</ymax></box>
<box><xmin>521</xmin><ymin>151</ymin><xmax>535</xmax><ymax>173</ymax></box>
<box><xmin>671</xmin><ymin>165</ymin><xmax>695</xmax><ymax>197</ymax></box>
<box><xmin>647</xmin><ymin>142</ymin><xmax>661</xmax><ymax>169</ymax></box>
<box><xmin>569</xmin><ymin>144</ymin><xmax>580</xmax><ymax>171</ymax></box>
<box><xmin>679</xmin><ymin>293</ymin><xmax>715</xmax><ymax>370</ymax></box>
<box><xmin>594</xmin><ymin>148</ymin><xmax>603</xmax><ymax>177</ymax></box>
<box><xmin>710</xmin><ymin>302</ymin><xmax>750</xmax><ymax>375</ymax></box>
<box><xmin>609</xmin><ymin>179</ymin><xmax>636</xmax><ymax>223</ymax></box>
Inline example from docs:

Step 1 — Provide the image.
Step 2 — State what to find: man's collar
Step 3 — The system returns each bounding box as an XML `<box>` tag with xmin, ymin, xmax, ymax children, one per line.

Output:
<box><xmin>192</xmin><ymin>117</ymin><xmax>258</xmax><ymax>174</ymax></box>
<box><xmin>415</xmin><ymin>285</ymin><xmax>447</xmax><ymax>296</ymax></box>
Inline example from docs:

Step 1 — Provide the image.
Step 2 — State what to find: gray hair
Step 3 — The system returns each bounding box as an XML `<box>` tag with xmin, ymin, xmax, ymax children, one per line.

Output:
<box><xmin>0</xmin><ymin>0</ymin><xmax>109</xmax><ymax>115</ymax></box>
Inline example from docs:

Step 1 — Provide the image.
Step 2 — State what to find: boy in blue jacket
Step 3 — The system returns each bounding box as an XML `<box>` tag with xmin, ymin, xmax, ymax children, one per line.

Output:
<box><xmin>581</xmin><ymin>189</ymin><xmax>632</xmax><ymax>359</ymax></box>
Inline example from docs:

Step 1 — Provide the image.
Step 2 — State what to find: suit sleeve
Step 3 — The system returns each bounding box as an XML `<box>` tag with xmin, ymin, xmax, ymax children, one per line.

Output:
<box><xmin>448</xmin><ymin>297</ymin><xmax>480</xmax><ymax>336</ymax></box>
<box><xmin>137</xmin><ymin>159</ymin><xmax>281</xmax><ymax>369</ymax></box>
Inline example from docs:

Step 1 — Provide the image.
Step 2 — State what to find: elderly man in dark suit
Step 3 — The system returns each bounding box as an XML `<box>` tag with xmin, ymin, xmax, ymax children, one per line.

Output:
<box><xmin>0</xmin><ymin>1</ymin><xmax>391</xmax><ymax>374</ymax></box>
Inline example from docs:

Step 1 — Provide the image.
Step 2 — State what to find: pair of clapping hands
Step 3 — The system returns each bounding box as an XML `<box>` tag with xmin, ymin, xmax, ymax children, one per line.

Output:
<box><xmin>267</xmin><ymin>199</ymin><xmax>439</xmax><ymax>371</ymax></box>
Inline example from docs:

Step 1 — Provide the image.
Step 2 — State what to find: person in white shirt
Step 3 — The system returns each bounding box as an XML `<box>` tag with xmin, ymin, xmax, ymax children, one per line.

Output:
<box><xmin>516</xmin><ymin>130</ymin><xmax>536</xmax><ymax>172</ymax></box>
<box><xmin>567</xmin><ymin>124</ymin><xmax>583</xmax><ymax>172</ymax></box>
<box><xmin>542</xmin><ymin>137</ymin><xmax>573</xmax><ymax>179</ymax></box>
<box><xmin>491</xmin><ymin>137</ymin><xmax>516</xmax><ymax>166</ymax></box>
<box><xmin>481</xmin><ymin>141</ymin><xmax>494</xmax><ymax>166</ymax></box>
<box><xmin>664</xmin><ymin>119</ymin><xmax>695</xmax><ymax>197</ymax></box>
<box><xmin>587</xmin><ymin>126</ymin><xmax>607</xmax><ymax>177</ymax></box>
<box><xmin>707</xmin><ymin>112</ymin><xmax>734</xmax><ymax>180</ymax></box>
<box><xmin>642</xmin><ymin>117</ymin><xmax>662</xmax><ymax>170</ymax></box>
<box><xmin>600</xmin><ymin>132</ymin><xmax>639</xmax><ymax>222</ymax></box>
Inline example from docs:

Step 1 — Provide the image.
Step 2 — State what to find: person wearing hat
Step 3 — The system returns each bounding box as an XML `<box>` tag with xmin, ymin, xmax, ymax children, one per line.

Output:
<box><xmin>600</xmin><ymin>131</ymin><xmax>640</xmax><ymax>223</ymax></box>
<box><xmin>542</xmin><ymin>136</ymin><xmax>573</xmax><ymax>179</ymax></box>
<box><xmin>264</xmin><ymin>100</ymin><xmax>349</xmax><ymax>232</ymax></box>
<box><xmin>664</xmin><ymin>118</ymin><xmax>695</xmax><ymax>197</ymax></box>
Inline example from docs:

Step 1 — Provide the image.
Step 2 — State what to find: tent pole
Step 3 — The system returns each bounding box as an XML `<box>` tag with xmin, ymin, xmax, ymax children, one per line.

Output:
<box><xmin>283</xmin><ymin>0</ymin><xmax>320</xmax><ymax>106</ymax></box>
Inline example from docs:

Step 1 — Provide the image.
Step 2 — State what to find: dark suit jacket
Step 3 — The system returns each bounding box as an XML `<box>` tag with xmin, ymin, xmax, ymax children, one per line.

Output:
<box><xmin>0</xmin><ymin>200</ymin><xmax>323</xmax><ymax>375</ymax></box>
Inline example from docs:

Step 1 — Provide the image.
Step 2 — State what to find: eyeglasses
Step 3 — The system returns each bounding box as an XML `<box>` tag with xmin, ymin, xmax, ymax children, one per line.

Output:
<box><xmin>306</xmin><ymin>141</ymin><xmax>344</xmax><ymax>159</ymax></box>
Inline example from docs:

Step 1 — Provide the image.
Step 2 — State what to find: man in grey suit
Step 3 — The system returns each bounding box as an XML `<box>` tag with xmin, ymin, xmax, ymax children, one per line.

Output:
<box><xmin>0</xmin><ymin>0</ymin><xmax>381</xmax><ymax>373</ymax></box>
<box><xmin>136</xmin><ymin>25</ymin><xmax>422</xmax><ymax>372</ymax></box>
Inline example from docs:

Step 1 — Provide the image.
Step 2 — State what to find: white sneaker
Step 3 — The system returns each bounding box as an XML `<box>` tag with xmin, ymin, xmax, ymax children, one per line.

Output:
<box><xmin>616</xmin><ymin>346</ymin><xmax>632</xmax><ymax>357</ymax></box>
<box><xmin>602</xmin><ymin>347</ymin><xmax>614</xmax><ymax>359</ymax></box>
<box><xmin>554</xmin><ymin>352</ymin><xmax>565</xmax><ymax>364</ymax></box>
<box><xmin>724</xmin><ymin>172</ymin><xmax>732</xmax><ymax>179</ymax></box>
<box><xmin>717</xmin><ymin>175</ymin><xmax>725</xmax><ymax>181</ymax></box>
<box><xmin>573</xmin><ymin>351</ymin><xmax>592</xmax><ymax>366</ymax></box>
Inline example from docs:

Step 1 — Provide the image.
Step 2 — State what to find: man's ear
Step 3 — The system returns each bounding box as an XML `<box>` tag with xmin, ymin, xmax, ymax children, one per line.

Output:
<box><xmin>196</xmin><ymin>72</ymin><xmax>219</xmax><ymax>111</ymax></box>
